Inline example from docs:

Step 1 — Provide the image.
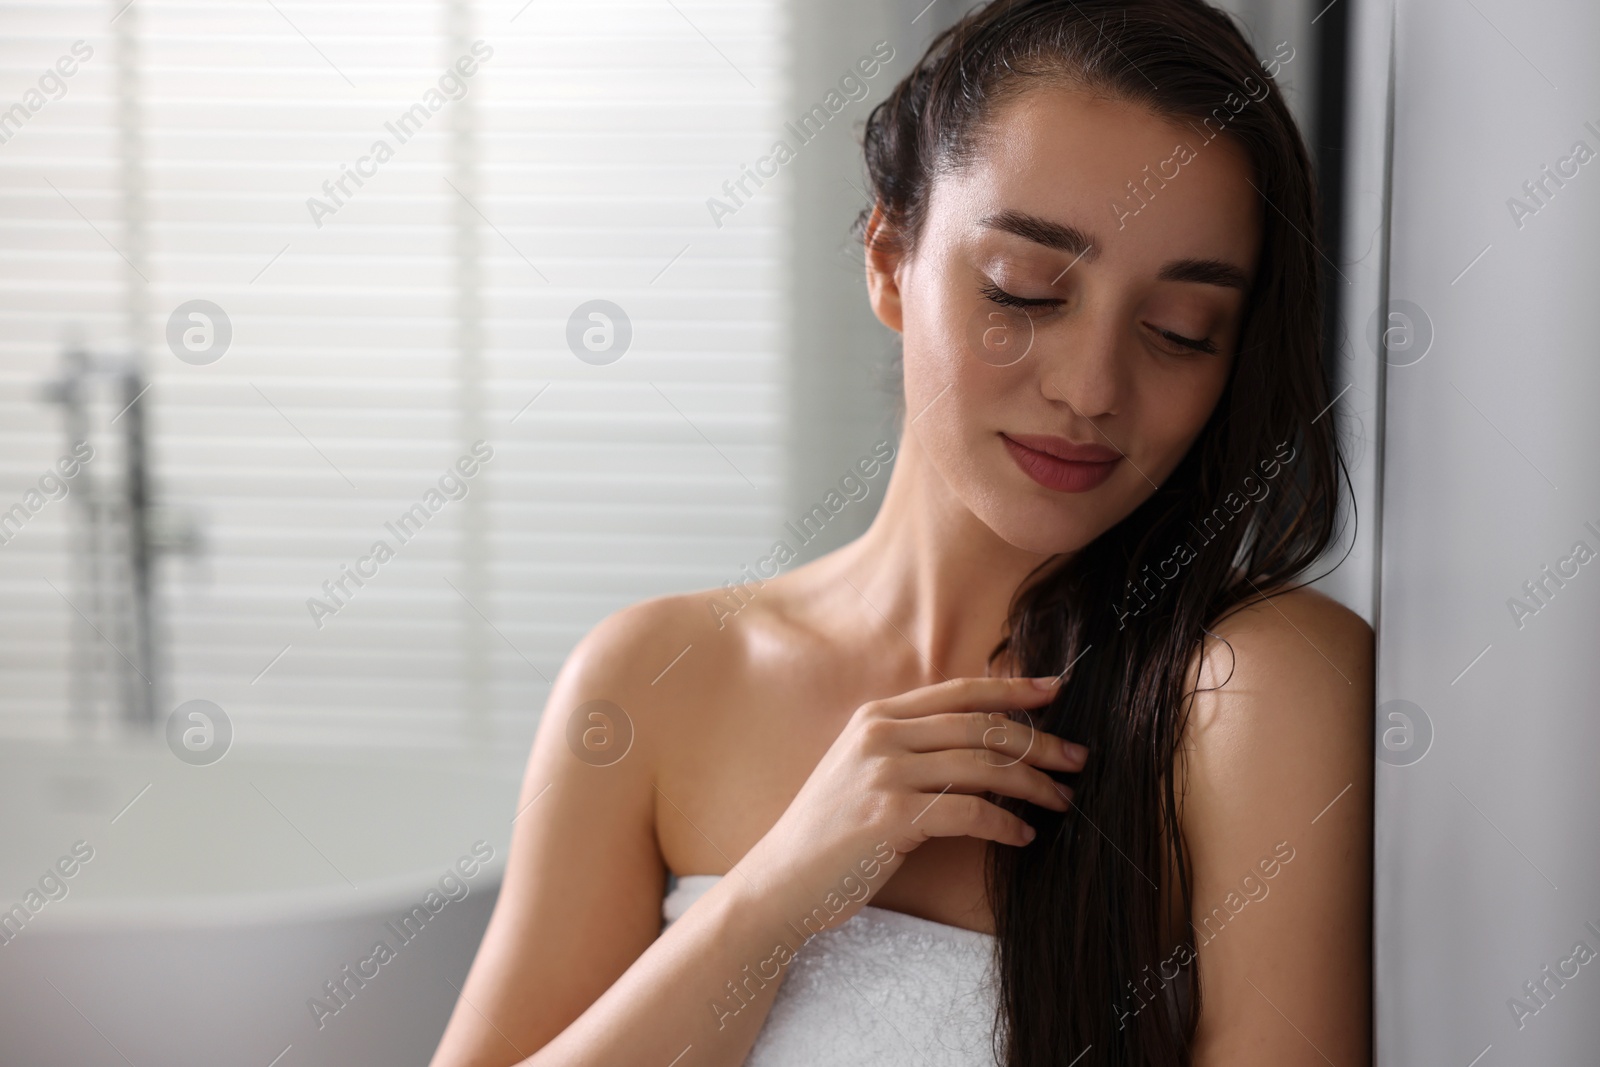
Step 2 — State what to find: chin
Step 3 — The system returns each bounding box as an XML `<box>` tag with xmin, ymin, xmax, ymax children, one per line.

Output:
<box><xmin>969</xmin><ymin>476</ymin><xmax>1120</xmax><ymax>557</ymax></box>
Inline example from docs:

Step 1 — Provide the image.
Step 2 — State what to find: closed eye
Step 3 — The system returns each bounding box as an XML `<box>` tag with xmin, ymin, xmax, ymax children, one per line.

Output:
<box><xmin>982</xmin><ymin>282</ymin><xmax>1220</xmax><ymax>355</ymax></box>
<box><xmin>978</xmin><ymin>282</ymin><xmax>1062</xmax><ymax>310</ymax></box>
<box><xmin>1148</xmin><ymin>324</ymin><xmax>1219</xmax><ymax>355</ymax></box>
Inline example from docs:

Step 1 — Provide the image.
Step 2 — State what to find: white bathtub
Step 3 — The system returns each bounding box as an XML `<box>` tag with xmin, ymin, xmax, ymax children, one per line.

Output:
<box><xmin>0</xmin><ymin>738</ymin><xmax>523</xmax><ymax>1067</ymax></box>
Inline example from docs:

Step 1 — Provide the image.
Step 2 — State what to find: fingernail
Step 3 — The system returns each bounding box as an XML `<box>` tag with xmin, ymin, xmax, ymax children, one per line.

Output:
<box><xmin>1031</xmin><ymin>676</ymin><xmax>1061</xmax><ymax>689</ymax></box>
<box><xmin>1023</xmin><ymin>824</ymin><xmax>1037</xmax><ymax>842</ymax></box>
<box><xmin>1066</xmin><ymin>742</ymin><xmax>1088</xmax><ymax>762</ymax></box>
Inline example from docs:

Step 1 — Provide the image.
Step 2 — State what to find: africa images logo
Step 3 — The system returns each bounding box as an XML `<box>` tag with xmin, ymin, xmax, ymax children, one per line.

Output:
<box><xmin>304</xmin><ymin>41</ymin><xmax>494</xmax><ymax>228</ymax></box>
<box><xmin>307</xmin><ymin>841</ymin><xmax>495</xmax><ymax>1030</ymax></box>
<box><xmin>704</xmin><ymin>41</ymin><xmax>895</xmax><ymax>228</ymax></box>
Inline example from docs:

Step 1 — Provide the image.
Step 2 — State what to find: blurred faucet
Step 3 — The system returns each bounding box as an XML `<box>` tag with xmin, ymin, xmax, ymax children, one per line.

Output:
<box><xmin>41</xmin><ymin>343</ymin><xmax>200</xmax><ymax>735</ymax></box>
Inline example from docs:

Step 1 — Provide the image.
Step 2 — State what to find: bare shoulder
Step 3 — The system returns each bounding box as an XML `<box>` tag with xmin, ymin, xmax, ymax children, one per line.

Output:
<box><xmin>562</xmin><ymin>589</ymin><xmax>734</xmax><ymax>688</ymax></box>
<box><xmin>506</xmin><ymin>586</ymin><xmax>756</xmax><ymax>889</ymax></box>
<box><xmin>579</xmin><ymin>567</ymin><xmax>828</xmax><ymax>681</ymax></box>
<box><xmin>435</xmin><ymin>590</ymin><xmax>761</xmax><ymax>1061</ymax></box>
<box><xmin>1190</xmin><ymin>583</ymin><xmax>1371</xmax><ymax>703</ymax></box>
<box><xmin>1173</xmin><ymin>583</ymin><xmax>1375</xmax><ymax>901</ymax></box>
<box><xmin>1175</xmin><ymin>583</ymin><xmax>1373</xmax><ymax>827</ymax></box>
<box><xmin>435</xmin><ymin>583</ymin><xmax>815</xmax><ymax>1062</ymax></box>
<box><xmin>541</xmin><ymin>578</ymin><xmax>828</xmax><ymax>770</ymax></box>
<box><xmin>1175</xmin><ymin>589</ymin><xmax>1374</xmax><ymax>1061</ymax></box>
<box><xmin>549</xmin><ymin>587</ymin><xmax>757</xmax><ymax>731</ymax></box>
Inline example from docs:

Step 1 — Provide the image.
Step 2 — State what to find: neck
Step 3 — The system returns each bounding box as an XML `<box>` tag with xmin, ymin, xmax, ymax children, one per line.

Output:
<box><xmin>827</xmin><ymin>425</ymin><xmax>1057</xmax><ymax>684</ymax></box>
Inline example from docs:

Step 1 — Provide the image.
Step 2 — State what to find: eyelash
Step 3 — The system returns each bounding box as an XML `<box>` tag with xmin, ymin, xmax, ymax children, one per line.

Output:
<box><xmin>977</xmin><ymin>282</ymin><xmax>1219</xmax><ymax>356</ymax></box>
<box><xmin>1153</xmin><ymin>329</ymin><xmax>1219</xmax><ymax>356</ymax></box>
<box><xmin>978</xmin><ymin>281</ymin><xmax>1059</xmax><ymax>310</ymax></box>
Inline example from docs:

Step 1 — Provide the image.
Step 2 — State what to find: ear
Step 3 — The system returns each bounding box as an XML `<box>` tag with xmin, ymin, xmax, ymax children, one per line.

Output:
<box><xmin>863</xmin><ymin>203</ymin><xmax>907</xmax><ymax>334</ymax></box>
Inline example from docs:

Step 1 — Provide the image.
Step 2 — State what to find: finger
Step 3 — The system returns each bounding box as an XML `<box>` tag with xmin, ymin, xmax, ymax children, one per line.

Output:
<box><xmin>868</xmin><ymin>675</ymin><xmax>1061</xmax><ymax>721</ymax></box>
<box><xmin>906</xmin><ymin>748</ymin><xmax>1073</xmax><ymax>812</ymax></box>
<box><xmin>906</xmin><ymin>790</ymin><xmax>1038</xmax><ymax>849</ymax></box>
<box><xmin>893</xmin><ymin>711</ymin><xmax>1088</xmax><ymax>771</ymax></box>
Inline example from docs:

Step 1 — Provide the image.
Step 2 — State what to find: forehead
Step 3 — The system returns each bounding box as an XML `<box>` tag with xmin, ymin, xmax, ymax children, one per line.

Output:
<box><xmin>936</xmin><ymin>85</ymin><xmax>1263</xmax><ymax>277</ymax></box>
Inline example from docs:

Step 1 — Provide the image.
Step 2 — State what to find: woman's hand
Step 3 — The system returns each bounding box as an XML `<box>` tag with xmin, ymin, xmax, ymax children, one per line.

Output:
<box><xmin>734</xmin><ymin>675</ymin><xmax>1089</xmax><ymax>929</ymax></box>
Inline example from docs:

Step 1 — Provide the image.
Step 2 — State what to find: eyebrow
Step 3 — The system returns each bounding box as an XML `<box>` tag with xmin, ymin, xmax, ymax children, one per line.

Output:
<box><xmin>1158</xmin><ymin>258</ymin><xmax>1252</xmax><ymax>291</ymax></box>
<box><xmin>979</xmin><ymin>208</ymin><xmax>1252</xmax><ymax>291</ymax></box>
<box><xmin>982</xmin><ymin>209</ymin><xmax>1098</xmax><ymax>260</ymax></box>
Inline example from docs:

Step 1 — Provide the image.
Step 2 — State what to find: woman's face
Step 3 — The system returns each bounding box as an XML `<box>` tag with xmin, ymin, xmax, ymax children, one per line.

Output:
<box><xmin>869</xmin><ymin>85</ymin><xmax>1263</xmax><ymax>556</ymax></box>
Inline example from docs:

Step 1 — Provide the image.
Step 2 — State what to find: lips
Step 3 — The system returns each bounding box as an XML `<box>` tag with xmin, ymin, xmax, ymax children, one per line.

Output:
<box><xmin>1000</xmin><ymin>432</ymin><xmax>1121</xmax><ymax>493</ymax></box>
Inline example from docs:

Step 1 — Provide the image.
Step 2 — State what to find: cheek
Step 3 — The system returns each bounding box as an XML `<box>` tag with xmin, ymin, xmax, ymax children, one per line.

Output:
<box><xmin>900</xmin><ymin>297</ymin><xmax>1026</xmax><ymax>507</ymax></box>
<box><xmin>1136</xmin><ymin>362</ymin><xmax>1230</xmax><ymax>477</ymax></box>
<box><xmin>896</xmin><ymin>228</ymin><xmax>1006</xmax><ymax>397</ymax></box>
<box><xmin>903</xmin><ymin>347</ymin><xmax>990</xmax><ymax>469</ymax></box>
<box><xmin>900</xmin><ymin>274</ymin><xmax>998</xmax><ymax>435</ymax></box>
<box><xmin>901</xmin><ymin>268</ymin><xmax>967</xmax><ymax>389</ymax></box>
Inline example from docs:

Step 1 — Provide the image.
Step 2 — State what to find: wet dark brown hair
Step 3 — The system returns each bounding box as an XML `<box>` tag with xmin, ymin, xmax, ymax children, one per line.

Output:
<box><xmin>856</xmin><ymin>1</ymin><xmax>1345</xmax><ymax>1063</ymax></box>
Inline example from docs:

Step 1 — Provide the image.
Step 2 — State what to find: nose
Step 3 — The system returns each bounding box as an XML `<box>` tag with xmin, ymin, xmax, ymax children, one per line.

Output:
<box><xmin>1038</xmin><ymin>311</ymin><xmax>1125</xmax><ymax>420</ymax></box>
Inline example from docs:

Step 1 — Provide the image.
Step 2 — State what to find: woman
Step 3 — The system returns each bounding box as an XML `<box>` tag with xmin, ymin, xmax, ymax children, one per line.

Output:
<box><xmin>431</xmin><ymin>0</ymin><xmax>1372</xmax><ymax>1064</ymax></box>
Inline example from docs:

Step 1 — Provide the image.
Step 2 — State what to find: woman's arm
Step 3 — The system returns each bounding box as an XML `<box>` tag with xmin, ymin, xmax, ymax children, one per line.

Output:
<box><xmin>1179</xmin><ymin>587</ymin><xmax>1375</xmax><ymax>1066</ymax></box>
<box><xmin>428</xmin><ymin>597</ymin><xmax>795</xmax><ymax>1067</ymax></box>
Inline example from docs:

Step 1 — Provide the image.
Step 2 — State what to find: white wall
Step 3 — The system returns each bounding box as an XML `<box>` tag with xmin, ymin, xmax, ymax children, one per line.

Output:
<box><xmin>1372</xmin><ymin>0</ymin><xmax>1600</xmax><ymax>1062</ymax></box>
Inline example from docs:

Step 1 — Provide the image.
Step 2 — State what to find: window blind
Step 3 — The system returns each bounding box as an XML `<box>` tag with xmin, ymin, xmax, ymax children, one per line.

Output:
<box><xmin>0</xmin><ymin>0</ymin><xmax>788</xmax><ymax>752</ymax></box>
